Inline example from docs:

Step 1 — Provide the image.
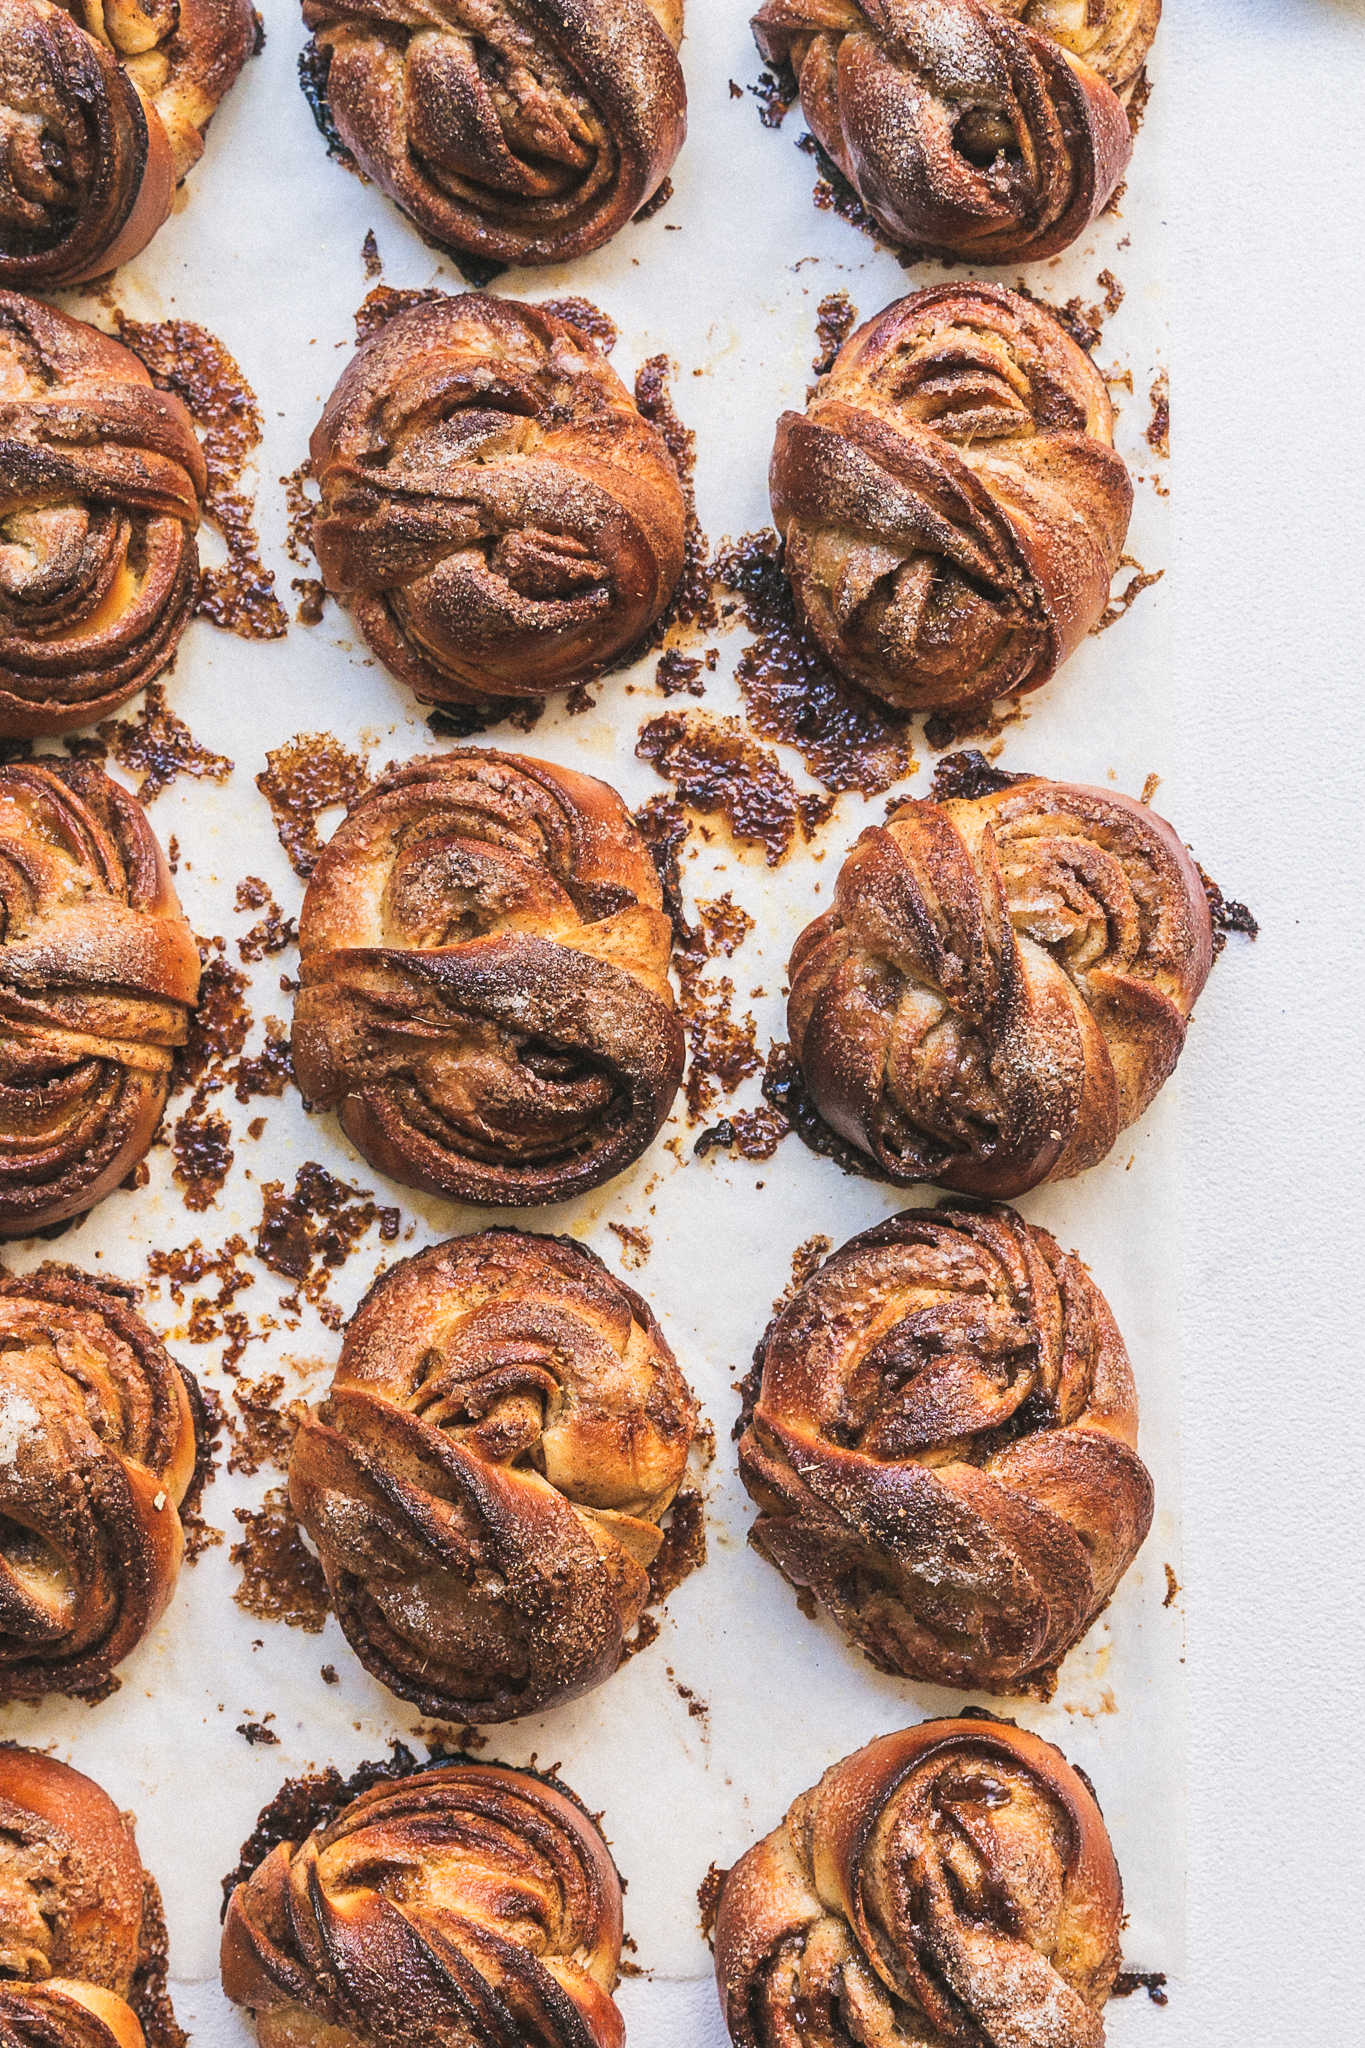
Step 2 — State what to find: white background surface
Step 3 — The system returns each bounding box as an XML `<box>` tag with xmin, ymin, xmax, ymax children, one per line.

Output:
<box><xmin>1</xmin><ymin>0</ymin><xmax>1361</xmax><ymax>2042</ymax></box>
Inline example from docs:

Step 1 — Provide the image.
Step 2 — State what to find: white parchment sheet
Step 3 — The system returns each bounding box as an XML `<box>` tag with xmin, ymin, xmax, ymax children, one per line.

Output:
<box><xmin>1</xmin><ymin>4</ymin><xmax>1188</xmax><ymax>2042</ymax></box>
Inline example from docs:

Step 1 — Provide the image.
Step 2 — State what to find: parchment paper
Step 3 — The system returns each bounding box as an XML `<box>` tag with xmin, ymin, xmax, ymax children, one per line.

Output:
<box><xmin>2</xmin><ymin>4</ymin><xmax>1182</xmax><ymax>2041</ymax></box>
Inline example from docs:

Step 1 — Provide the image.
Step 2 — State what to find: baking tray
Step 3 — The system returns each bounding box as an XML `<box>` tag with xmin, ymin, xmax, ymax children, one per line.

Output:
<box><xmin>6</xmin><ymin>3</ymin><xmax>1185</xmax><ymax>2041</ymax></box>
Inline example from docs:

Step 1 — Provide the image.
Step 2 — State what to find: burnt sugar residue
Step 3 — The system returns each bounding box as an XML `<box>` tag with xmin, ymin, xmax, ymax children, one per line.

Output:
<box><xmin>130</xmin><ymin>1875</ymin><xmax>187</xmax><ymax>2048</ymax></box>
<box><xmin>655</xmin><ymin>647</ymin><xmax>715</xmax><ymax>698</ymax></box>
<box><xmin>281</xmin><ymin>459</ymin><xmax>328</xmax><ymax>625</ymax></box>
<box><xmin>179</xmin><ymin>1382</ymin><xmax>225</xmax><ymax>1564</ymax></box>
<box><xmin>750</xmin><ymin>65</ymin><xmax>798</xmax><ymax>128</ymax></box>
<box><xmin>146</xmin><ymin>1235</ymin><xmax>257</xmax><ymax>1371</ymax></box>
<box><xmin>631</xmin><ymin>176</ymin><xmax>674</xmax><ymax>224</ymax></box>
<box><xmin>117</xmin><ymin>318</ymin><xmax>289</xmax><ymax>640</ymax></box>
<box><xmin>797</xmin><ymin>131</ymin><xmax>904</xmax><ymax>260</ymax></box>
<box><xmin>697</xmin><ymin>1863</ymin><xmax>729</xmax><ymax>1949</ymax></box>
<box><xmin>235</xmin><ymin>878</ymin><xmax>297</xmax><ymax>964</ymax></box>
<box><xmin>170</xmin><ymin>935</ymin><xmax>295</xmax><ymax>1213</ymax></box>
<box><xmin>361</xmin><ymin>229</ymin><xmax>382</xmax><ymax>279</ymax></box>
<box><xmin>633</xmin><ymin>794</ymin><xmax>691</xmax><ymax>944</ymax></box>
<box><xmin>537</xmin><ymin>297</ymin><xmax>618</xmax><ymax>353</ymax></box>
<box><xmin>928</xmin><ymin>750</ymin><xmax>1033</xmax><ymax>803</ymax></box>
<box><xmin>637</xmin><ymin>709</ymin><xmax>832</xmax><ymax>865</ymax></box>
<box><xmin>761</xmin><ymin>1039</ymin><xmax>879</xmax><ymax>1179</ymax></box>
<box><xmin>172</xmin><ymin>1098</ymin><xmax>233</xmax><ymax>1213</ymax></box>
<box><xmin>775</xmin><ymin>1233</ymin><xmax>834</xmax><ymax>1313</ymax></box>
<box><xmin>231</xmin><ymin>1486</ymin><xmax>331</xmax><ymax>1634</ymax></box>
<box><xmin>1092</xmin><ymin>553</ymin><xmax>1164</xmax><ymax>633</ymax></box>
<box><xmin>649</xmin><ymin>1487</ymin><xmax>706</xmax><ymax>1604</ymax></box>
<box><xmin>633</xmin><ymin>356</ymin><xmax>717</xmax><ymax>647</ymax></box>
<box><xmin>676</xmin><ymin>892</ymin><xmax>762</xmax><ymax>1123</ymax></box>
<box><xmin>1009</xmin><ymin>272</ymin><xmax>1124</xmax><ymax>357</ymax></box>
<box><xmin>1126</xmin><ymin>68</ymin><xmax>1153</xmax><ymax>137</ymax></box>
<box><xmin>607</xmin><ymin>1220</ymin><xmax>651</xmax><ymax>1270</ymax></box>
<box><xmin>74</xmin><ymin>682</ymin><xmax>234</xmax><ymax>803</ymax></box>
<box><xmin>922</xmin><ymin>697</ymin><xmax>1028</xmax><ymax>754</ymax></box>
<box><xmin>714</xmin><ymin>531</ymin><xmax>912</xmax><ymax>797</ymax></box>
<box><xmin>812</xmin><ymin>290</ymin><xmax>857</xmax><ymax>379</ymax></box>
<box><xmin>1147</xmin><ymin>370</ymin><xmax>1170</xmax><ymax>457</ymax></box>
<box><xmin>257</xmin><ymin>732</ymin><xmax>372</xmax><ymax>877</ymax></box>
<box><xmin>354</xmin><ymin>284</ymin><xmax>447</xmax><ymax>347</ymax></box>
<box><xmin>297</xmin><ymin>40</ymin><xmax>358</xmax><ymax>170</ymax></box>
<box><xmin>257</xmin><ymin>1163</ymin><xmax>401</xmax><ymax>1330</ymax></box>
<box><xmin>1113</xmin><ymin>1971</ymin><xmax>1168</xmax><ymax>2007</ymax></box>
<box><xmin>226</xmin><ymin>1373</ymin><xmax>298</xmax><ymax>1477</ymax></box>
<box><xmin>693</xmin><ymin>1106</ymin><xmax>788</xmax><ymax>1162</ymax></box>
<box><xmin>1196</xmin><ymin>862</ymin><xmax>1259</xmax><ymax>959</ymax></box>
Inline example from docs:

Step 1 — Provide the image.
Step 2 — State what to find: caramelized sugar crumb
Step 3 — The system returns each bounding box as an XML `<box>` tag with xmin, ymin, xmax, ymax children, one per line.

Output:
<box><xmin>633</xmin><ymin>357</ymin><xmax>716</xmax><ymax>644</ymax></box>
<box><xmin>117</xmin><ymin>319</ymin><xmax>288</xmax><ymax>639</ymax></box>
<box><xmin>637</xmin><ymin>710</ymin><xmax>804</xmax><ymax>866</ymax></box>
<box><xmin>95</xmin><ymin>682</ymin><xmax>233</xmax><ymax>803</ymax></box>
<box><xmin>606</xmin><ymin>1221</ymin><xmax>651</xmax><ymax>1270</ymax></box>
<box><xmin>812</xmin><ymin>290</ymin><xmax>857</xmax><ymax>379</ymax></box>
<box><xmin>1092</xmin><ymin>553</ymin><xmax>1164</xmax><ymax>633</ymax></box>
<box><xmin>232</xmin><ymin>1486</ymin><xmax>331</xmax><ymax>1634</ymax></box>
<box><xmin>697</xmin><ymin>1863</ymin><xmax>729</xmax><ymax>1948</ymax></box>
<box><xmin>257</xmin><ymin>732</ymin><xmax>372</xmax><ymax>877</ymax></box>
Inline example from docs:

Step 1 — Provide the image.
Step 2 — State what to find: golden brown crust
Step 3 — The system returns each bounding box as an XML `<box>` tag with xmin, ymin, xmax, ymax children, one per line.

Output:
<box><xmin>0</xmin><ymin>757</ymin><xmax>199</xmax><ymax>1235</ymax></box>
<box><xmin>0</xmin><ymin>1268</ymin><xmax>200</xmax><ymax>1701</ymax></box>
<box><xmin>292</xmin><ymin>747</ymin><xmax>684</xmax><ymax>1206</ymax></box>
<box><xmin>0</xmin><ymin>0</ymin><xmax>256</xmax><ymax>290</ymax></box>
<box><xmin>0</xmin><ymin>292</ymin><xmax>207</xmax><ymax>736</ymax></box>
<box><xmin>753</xmin><ymin>0</ymin><xmax>1151</xmax><ymax>264</ymax></box>
<box><xmin>302</xmin><ymin>0</ymin><xmax>686</xmax><ymax>269</ymax></box>
<box><xmin>714</xmin><ymin>1719</ymin><xmax>1122</xmax><ymax>2048</ymax></box>
<box><xmin>771</xmin><ymin>284</ymin><xmax>1132</xmax><ymax>717</ymax></box>
<box><xmin>788</xmin><ymin>773</ymin><xmax>1212</xmax><ymax>1196</ymax></box>
<box><xmin>739</xmin><ymin>1205</ymin><xmax>1152</xmax><ymax>1692</ymax></box>
<box><xmin>222</xmin><ymin>1760</ymin><xmax>626</xmax><ymax>2048</ymax></box>
<box><xmin>0</xmin><ymin>1750</ymin><xmax>148</xmax><ymax>2027</ymax></box>
<box><xmin>290</xmin><ymin>1227</ymin><xmax>698</xmax><ymax>1720</ymax></box>
<box><xmin>310</xmin><ymin>294</ymin><xmax>686</xmax><ymax>709</ymax></box>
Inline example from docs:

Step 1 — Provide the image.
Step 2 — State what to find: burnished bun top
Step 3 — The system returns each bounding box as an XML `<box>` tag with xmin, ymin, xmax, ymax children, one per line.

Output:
<box><xmin>302</xmin><ymin>0</ymin><xmax>686</xmax><ymax>268</ymax></box>
<box><xmin>0</xmin><ymin>756</ymin><xmax>199</xmax><ymax>1236</ymax></box>
<box><xmin>0</xmin><ymin>291</ymin><xmax>205</xmax><ymax>737</ymax></box>
<box><xmin>715</xmin><ymin>1719</ymin><xmax>1123</xmax><ymax>2048</ymax></box>
<box><xmin>0</xmin><ymin>0</ymin><xmax>256</xmax><ymax>290</ymax></box>
<box><xmin>290</xmin><ymin>1228</ymin><xmax>699</xmax><ymax>1721</ymax></box>
<box><xmin>0</xmin><ymin>1750</ymin><xmax>147</xmax><ymax>2029</ymax></box>
<box><xmin>739</xmin><ymin>1204</ymin><xmax>1153</xmax><ymax>1692</ymax></box>
<box><xmin>291</xmin><ymin>747</ymin><xmax>684</xmax><ymax>1209</ymax></box>
<box><xmin>772</xmin><ymin>284</ymin><xmax>1131</xmax><ymax>717</ymax></box>
<box><xmin>310</xmin><ymin>295</ymin><xmax>686</xmax><ymax>708</ymax></box>
<box><xmin>788</xmin><ymin>765</ymin><xmax>1213</xmax><ymax>1196</ymax></box>
<box><xmin>0</xmin><ymin>1266</ymin><xmax>202</xmax><ymax>1701</ymax></box>
<box><xmin>752</xmin><ymin>0</ymin><xmax>1153</xmax><ymax>264</ymax></box>
<box><xmin>222</xmin><ymin>1761</ymin><xmax>626</xmax><ymax>2048</ymax></box>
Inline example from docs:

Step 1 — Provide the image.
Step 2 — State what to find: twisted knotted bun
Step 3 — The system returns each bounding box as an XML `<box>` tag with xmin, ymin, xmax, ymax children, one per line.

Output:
<box><xmin>0</xmin><ymin>0</ymin><xmax>257</xmax><ymax>291</ymax></box>
<box><xmin>771</xmin><ymin>284</ymin><xmax>1131</xmax><ymax>718</ymax></box>
<box><xmin>223</xmin><ymin>1762</ymin><xmax>625</xmax><ymax>2048</ymax></box>
<box><xmin>292</xmin><ymin>749</ymin><xmax>683</xmax><ymax>1207</ymax></box>
<box><xmin>0</xmin><ymin>758</ymin><xmax>199</xmax><ymax>1235</ymax></box>
<box><xmin>310</xmin><ymin>295</ymin><xmax>685</xmax><ymax>709</ymax></box>
<box><xmin>302</xmin><ymin>0</ymin><xmax>685</xmax><ymax>269</ymax></box>
<box><xmin>0</xmin><ymin>1268</ymin><xmax>204</xmax><ymax>1701</ymax></box>
<box><xmin>739</xmin><ymin>1205</ymin><xmax>1152</xmax><ymax>1693</ymax></box>
<box><xmin>753</xmin><ymin>0</ymin><xmax>1154</xmax><ymax>265</ymax></box>
<box><xmin>714</xmin><ymin>1720</ymin><xmax>1122</xmax><ymax>2048</ymax></box>
<box><xmin>290</xmin><ymin>1229</ymin><xmax>699</xmax><ymax>1720</ymax></box>
<box><xmin>788</xmin><ymin>770</ymin><xmax>1212</xmax><ymax>1195</ymax></box>
<box><xmin>0</xmin><ymin>292</ymin><xmax>206</xmax><ymax>736</ymax></box>
<box><xmin>0</xmin><ymin>1749</ymin><xmax>153</xmax><ymax>2048</ymax></box>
